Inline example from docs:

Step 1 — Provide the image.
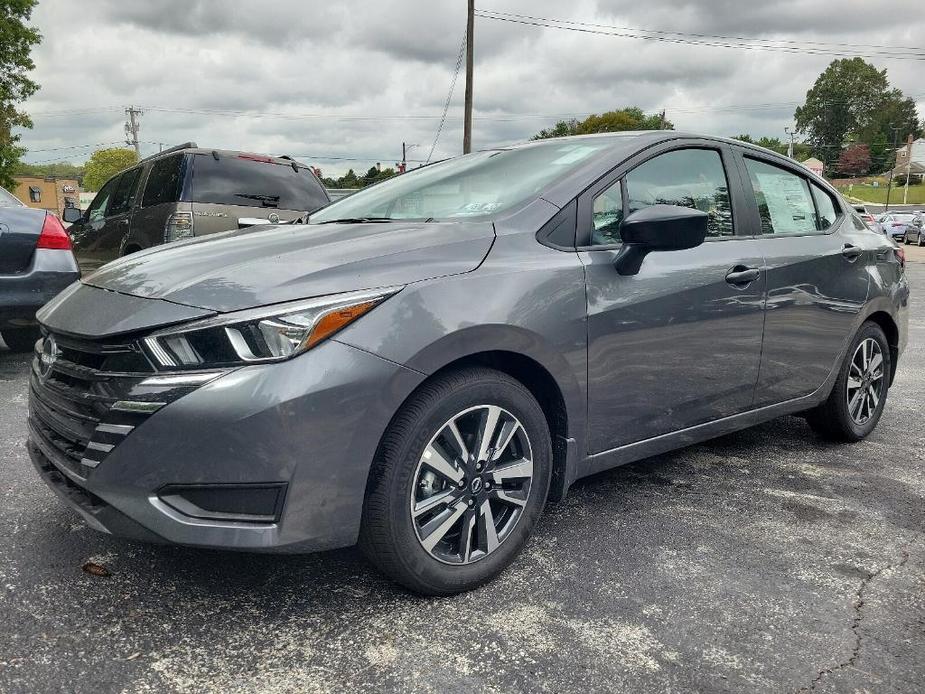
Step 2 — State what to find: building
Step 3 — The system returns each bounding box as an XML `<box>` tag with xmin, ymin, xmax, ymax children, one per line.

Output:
<box><xmin>801</xmin><ymin>157</ymin><xmax>824</xmax><ymax>177</ymax></box>
<box><xmin>892</xmin><ymin>137</ymin><xmax>925</xmax><ymax>177</ymax></box>
<box><xmin>12</xmin><ymin>175</ymin><xmax>80</xmax><ymax>217</ymax></box>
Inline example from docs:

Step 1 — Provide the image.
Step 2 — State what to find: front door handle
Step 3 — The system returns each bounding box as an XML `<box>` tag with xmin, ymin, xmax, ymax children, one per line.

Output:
<box><xmin>725</xmin><ymin>266</ymin><xmax>760</xmax><ymax>286</ymax></box>
<box><xmin>842</xmin><ymin>244</ymin><xmax>863</xmax><ymax>261</ymax></box>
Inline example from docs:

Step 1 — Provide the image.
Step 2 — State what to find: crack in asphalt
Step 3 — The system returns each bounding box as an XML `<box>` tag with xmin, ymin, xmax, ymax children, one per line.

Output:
<box><xmin>796</xmin><ymin>548</ymin><xmax>911</xmax><ymax>693</ymax></box>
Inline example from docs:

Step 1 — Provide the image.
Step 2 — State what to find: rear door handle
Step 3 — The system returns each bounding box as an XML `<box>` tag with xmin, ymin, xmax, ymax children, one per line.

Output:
<box><xmin>725</xmin><ymin>266</ymin><xmax>760</xmax><ymax>286</ymax></box>
<box><xmin>842</xmin><ymin>244</ymin><xmax>863</xmax><ymax>261</ymax></box>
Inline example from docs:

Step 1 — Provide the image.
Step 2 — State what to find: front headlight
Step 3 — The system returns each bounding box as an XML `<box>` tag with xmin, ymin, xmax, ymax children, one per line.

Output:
<box><xmin>142</xmin><ymin>287</ymin><xmax>401</xmax><ymax>369</ymax></box>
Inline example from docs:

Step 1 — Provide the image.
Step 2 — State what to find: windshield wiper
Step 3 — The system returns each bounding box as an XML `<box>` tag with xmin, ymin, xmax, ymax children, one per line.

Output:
<box><xmin>235</xmin><ymin>193</ymin><xmax>280</xmax><ymax>208</ymax></box>
<box><xmin>315</xmin><ymin>217</ymin><xmax>395</xmax><ymax>224</ymax></box>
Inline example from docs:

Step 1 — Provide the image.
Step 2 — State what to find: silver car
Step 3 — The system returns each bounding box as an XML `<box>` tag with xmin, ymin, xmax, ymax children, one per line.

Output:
<box><xmin>28</xmin><ymin>133</ymin><xmax>908</xmax><ymax>594</ymax></box>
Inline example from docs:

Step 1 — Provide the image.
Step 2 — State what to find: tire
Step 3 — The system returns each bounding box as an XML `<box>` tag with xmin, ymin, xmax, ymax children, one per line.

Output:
<box><xmin>904</xmin><ymin>235</ymin><xmax>910</xmax><ymax>244</ymax></box>
<box><xmin>918</xmin><ymin>235</ymin><xmax>924</xmax><ymax>247</ymax></box>
<box><xmin>1</xmin><ymin>327</ymin><xmax>41</xmax><ymax>353</ymax></box>
<box><xmin>359</xmin><ymin>367</ymin><xmax>552</xmax><ymax>595</ymax></box>
<box><xmin>806</xmin><ymin>321</ymin><xmax>891</xmax><ymax>442</ymax></box>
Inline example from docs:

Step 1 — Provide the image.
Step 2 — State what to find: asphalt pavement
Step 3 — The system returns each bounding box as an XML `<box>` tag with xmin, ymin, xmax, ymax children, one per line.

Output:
<box><xmin>1</xmin><ymin>253</ymin><xmax>923</xmax><ymax>693</ymax></box>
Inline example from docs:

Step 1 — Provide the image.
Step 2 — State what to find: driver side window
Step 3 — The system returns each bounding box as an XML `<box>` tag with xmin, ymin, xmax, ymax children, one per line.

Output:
<box><xmin>87</xmin><ymin>177</ymin><xmax>118</xmax><ymax>223</ymax></box>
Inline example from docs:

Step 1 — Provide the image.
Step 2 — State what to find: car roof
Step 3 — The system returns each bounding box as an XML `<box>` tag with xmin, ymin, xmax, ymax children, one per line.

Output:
<box><xmin>139</xmin><ymin>145</ymin><xmax>310</xmax><ymax>169</ymax></box>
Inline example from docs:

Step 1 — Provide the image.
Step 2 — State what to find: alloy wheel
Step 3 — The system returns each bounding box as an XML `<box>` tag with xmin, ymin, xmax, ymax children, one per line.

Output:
<box><xmin>846</xmin><ymin>337</ymin><xmax>885</xmax><ymax>426</ymax></box>
<box><xmin>410</xmin><ymin>404</ymin><xmax>533</xmax><ymax>565</ymax></box>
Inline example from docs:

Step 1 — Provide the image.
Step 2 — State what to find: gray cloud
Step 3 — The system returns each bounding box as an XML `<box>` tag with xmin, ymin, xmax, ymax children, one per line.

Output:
<box><xmin>18</xmin><ymin>0</ymin><xmax>925</xmax><ymax>177</ymax></box>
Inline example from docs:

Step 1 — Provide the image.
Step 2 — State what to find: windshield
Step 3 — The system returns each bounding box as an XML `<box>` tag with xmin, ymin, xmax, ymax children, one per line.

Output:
<box><xmin>309</xmin><ymin>141</ymin><xmax>612</xmax><ymax>223</ymax></box>
<box><xmin>0</xmin><ymin>186</ymin><xmax>24</xmax><ymax>208</ymax></box>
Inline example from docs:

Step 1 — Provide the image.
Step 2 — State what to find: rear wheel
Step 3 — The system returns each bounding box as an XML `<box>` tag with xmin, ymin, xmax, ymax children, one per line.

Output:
<box><xmin>1</xmin><ymin>327</ymin><xmax>40</xmax><ymax>353</ymax></box>
<box><xmin>806</xmin><ymin>321</ymin><xmax>890</xmax><ymax>442</ymax></box>
<box><xmin>359</xmin><ymin>367</ymin><xmax>551</xmax><ymax>595</ymax></box>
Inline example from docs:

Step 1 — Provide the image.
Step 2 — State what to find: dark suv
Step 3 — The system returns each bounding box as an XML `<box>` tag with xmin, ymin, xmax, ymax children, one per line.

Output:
<box><xmin>63</xmin><ymin>143</ymin><xmax>330</xmax><ymax>275</ymax></box>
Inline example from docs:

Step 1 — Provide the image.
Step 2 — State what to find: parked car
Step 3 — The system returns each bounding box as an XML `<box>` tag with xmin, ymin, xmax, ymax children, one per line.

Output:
<box><xmin>879</xmin><ymin>212</ymin><xmax>921</xmax><ymax>241</ymax></box>
<box><xmin>852</xmin><ymin>205</ymin><xmax>884</xmax><ymax>234</ymax></box>
<box><xmin>63</xmin><ymin>143</ymin><xmax>330</xmax><ymax>275</ymax></box>
<box><xmin>30</xmin><ymin>133</ymin><xmax>908</xmax><ymax>594</ymax></box>
<box><xmin>904</xmin><ymin>216</ymin><xmax>925</xmax><ymax>245</ymax></box>
<box><xmin>0</xmin><ymin>185</ymin><xmax>80</xmax><ymax>352</ymax></box>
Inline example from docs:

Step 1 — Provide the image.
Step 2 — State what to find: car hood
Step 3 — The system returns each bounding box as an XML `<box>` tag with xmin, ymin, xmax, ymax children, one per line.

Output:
<box><xmin>81</xmin><ymin>221</ymin><xmax>495</xmax><ymax>312</ymax></box>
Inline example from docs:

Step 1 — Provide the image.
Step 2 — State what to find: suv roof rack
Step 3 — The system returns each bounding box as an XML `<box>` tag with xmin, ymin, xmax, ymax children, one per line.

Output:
<box><xmin>139</xmin><ymin>141</ymin><xmax>198</xmax><ymax>163</ymax></box>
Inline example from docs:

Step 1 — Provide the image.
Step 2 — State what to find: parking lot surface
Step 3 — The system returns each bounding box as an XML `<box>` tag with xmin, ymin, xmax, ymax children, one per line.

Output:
<box><xmin>1</xmin><ymin>252</ymin><xmax>923</xmax><ymax>694</ymax></box>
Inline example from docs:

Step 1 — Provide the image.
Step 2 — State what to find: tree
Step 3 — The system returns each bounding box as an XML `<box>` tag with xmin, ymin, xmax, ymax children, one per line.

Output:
<box><xmin>533</xmin><ymin>107</ymin><xmax>672</xmax><ymax>140</ymax></box>
<box><xmin>837</xmin><ymin>144</ymin><xmax>871</xmax><ymax>177</ymax></box>
<box><xmin>732</xmin><ymin>135</ymin><xmax>789</xmax><ymax>155</ymax></box>
<box><xmin>82</xmin><ymin>148</ymin><xmax>138</xmax><ymax>191</ymax></box>
<box><xmin>794</xmin><ymin>58</ymin><xmax>919</xmax><ymax>175</ymax></box>
<box><xmin>15</xmin><ymin>160</ymin><xmax>84</xmax><ymax>179</ymax></box>
<box><xmin>0</xmin><ymin>0</ymin><xmax>41</xmax><ymax>189</ymax></box>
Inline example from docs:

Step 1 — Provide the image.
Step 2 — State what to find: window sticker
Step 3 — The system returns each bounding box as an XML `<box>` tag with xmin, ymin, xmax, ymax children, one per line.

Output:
<box><xmin>755</xmin><ymin>172</ymin><xmax>815</xmax><ymax>234</ymax></box>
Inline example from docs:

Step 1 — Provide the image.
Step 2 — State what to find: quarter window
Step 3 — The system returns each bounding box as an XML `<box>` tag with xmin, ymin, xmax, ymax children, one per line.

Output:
<box><xmin>626</xmin><ymin>149</ymin><xmax>734</xmax><ymax>237</ymax></box>
<box><xmin>591</xmin><ymin>180</ymin><xmax>624</xmax><ymax>245</ymax></box>
<box><xmin>143</xmin><ymin>154</ymin><xmax>185</xmax><ymax>207</ymax></box>
<box><xmin>744</xmin><ymin>158</ymin><xmax>819</xmax><ymax>235</ymax></box>
<box><xmin>810</xmin><ymin>182</ymin><xmax>838</xmax><ymax>230</ymax></box>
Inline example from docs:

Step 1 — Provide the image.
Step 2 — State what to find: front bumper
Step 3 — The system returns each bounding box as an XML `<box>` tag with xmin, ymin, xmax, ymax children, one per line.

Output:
<box><xmin>29</xmin><ymin>338</ymin><xmax>424</xmax><ymax>552</ymax></box>
<box><xmin>0</xmin><ymin>249</ymin><xmax>79</xmax><ymax>327</ymax></box>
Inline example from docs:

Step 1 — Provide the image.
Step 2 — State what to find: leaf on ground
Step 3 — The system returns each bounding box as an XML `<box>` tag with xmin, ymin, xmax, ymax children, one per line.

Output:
<box><xmin>126</xmin><ymin>652</ymin><xmax>142</xmax><ymax>661</ymax></box>
<box><xmin>82</xmin><ymin>561</ymin><xmax>112</xmax><ymax>577</ymax></box>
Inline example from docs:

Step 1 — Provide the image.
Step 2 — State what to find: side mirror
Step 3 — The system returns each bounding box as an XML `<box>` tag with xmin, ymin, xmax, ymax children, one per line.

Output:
<box><xmin>62</xmin><ymin>207</ymin><xmax>82</xmax><ymax>224</ymax></box>
<box><xmin>613</xmin><ymin>204</ymin><xmax>709</xmax><ymax>275</ymax></box>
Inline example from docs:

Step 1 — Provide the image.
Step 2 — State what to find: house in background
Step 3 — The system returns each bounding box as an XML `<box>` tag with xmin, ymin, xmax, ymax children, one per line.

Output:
<box><xmin>801</xmin><ymin>157</ymin><xmax>824</xmax><ymax>177</ymax></box>
<box><xmin>12</xmin><ymin>175</ymin><xmax>80</xmax><ymax>217</ymax></box>
<box><xmin>892</xmin><ymin>137</ymin><xmax>925</xmax><ymax>177</ymax></box>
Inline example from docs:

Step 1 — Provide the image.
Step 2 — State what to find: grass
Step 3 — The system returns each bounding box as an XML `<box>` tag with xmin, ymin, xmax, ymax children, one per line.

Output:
<box><xmin>836</xmin><ymin>183</ymin><xmax>925</xmax><ymax>205</ymax></box>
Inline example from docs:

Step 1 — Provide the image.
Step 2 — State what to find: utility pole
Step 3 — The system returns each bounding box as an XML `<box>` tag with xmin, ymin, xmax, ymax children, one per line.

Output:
<box><xmin>903</xmin><ymin>134</ymin><xmax>913</xmax><ymax>205</ymax></box>
<box><xmin>884</xmin><ymin>124</ymin><xmax>902</xmax><ymax>211</ymax></box>
<box><xmin>784</xmin><ymin>127</ymin><xmax>795</xmax><ymax>159</ymax></box>
<box><xmin>400</xmin><ymin>142</ymin><xmax>418</xmax><ymax>173</ymax></box>
<box><xmin>124</xmin><ymin>105</ymin><xmax>143</xmax><ymax>158</ymax></box>
<box><xmin>463</xmin><ymin>0</ymin><xmax>474</xmax><ymax>154</ymax></box>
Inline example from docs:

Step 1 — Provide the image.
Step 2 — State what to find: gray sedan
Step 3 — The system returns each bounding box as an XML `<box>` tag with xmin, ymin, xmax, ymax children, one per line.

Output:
<box><xmin>28</xmin><ymin>133</ymin><xmax>908</xmax><ymax>594</ymax></box>
<box><xmin>0</xmin><ymin>186</ymin><xmax>80</xmax><ymax>352</ymax></box>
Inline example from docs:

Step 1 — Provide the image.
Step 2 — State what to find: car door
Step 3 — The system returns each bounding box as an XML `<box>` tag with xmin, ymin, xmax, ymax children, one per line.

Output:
<box><xmin>130</xmin><ymin>153</ymin><xmax>189</xmax><ymax>249</ymax></box>
<box><xmin>730</xmin><ymin>150</ymin><xmax>871</xmax><ymax>407</ymax></box>
<box><xmin>73</xmin><ymin>168</ymin><xmax>143</xmax><ymax>275</ymax></box>
<box><xmin>580</xmin><ymin>143</ymin><xmax>767</xmax><ymax>453</ymax></box>
<box><xmin>71</xmin><ymin>175</ymin><xmax>118</xmax><ymax>275</ymax></box>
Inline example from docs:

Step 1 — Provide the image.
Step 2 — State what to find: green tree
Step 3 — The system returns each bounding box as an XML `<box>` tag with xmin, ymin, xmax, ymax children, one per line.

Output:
<box><xmin>15</xmin><ymin>160</ymin><xmax>84</xmax><ymax>179</ymax></box>
<box><xmin>0</xmin><ymin>0</ymin><xmax>41</xmax><ymax>189</ymax></box>
<box><xmin>533</xmin><ymin>107</ymin><xmax>672</xmax><ymax>140</ymax></box>
<box><xmin>794</xmin><ymin>58</ymin><xmax>919</xmax><ymax>175</ymax></box>
<box><xmin>732</xmin><ymin>134</ymin><xmax>790</xmax><ymax>155</ymax></box>
<box><xmin>82</xmin><ymin>147</ymin><xmax>138</xmax><ymax>191</ymax></box>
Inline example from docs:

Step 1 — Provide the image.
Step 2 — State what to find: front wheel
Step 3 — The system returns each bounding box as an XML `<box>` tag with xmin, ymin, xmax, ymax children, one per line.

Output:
<box><xmin>806</xmin><ymin>321</ymin><xmax>891</xmax><ymax>442</ymax></box>
<box><xmin>1</xmin><ymin>327</ymin><xmax>41</xmax><ymax>353</ymax></box>
<box><xmin>359</xmin><ymin>367</ymin><xmax>552</xmax><ymax>595</ymax></box>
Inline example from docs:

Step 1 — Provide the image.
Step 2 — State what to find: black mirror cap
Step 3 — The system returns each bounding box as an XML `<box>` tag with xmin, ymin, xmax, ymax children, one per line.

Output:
<box><xmin>620</xmin><ymin>204</ymin><xmax>709</xmax><ymax>250</ymax></box>
<box><xmin>614</xmin><ymin>205</ymin><xmax>709</xmax><ymax>276</ymax></box>
<box><xmin>62</xmin><ymin>207</ymin><xmax>82</xmax><ymax>224</ymax></box>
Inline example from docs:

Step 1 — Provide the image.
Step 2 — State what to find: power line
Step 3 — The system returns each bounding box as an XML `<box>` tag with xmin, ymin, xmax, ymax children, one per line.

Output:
<box><xmin>428</xmin><ymin>27</ymin><xmax>468</xmax><ymax>163</ymax></box>
<box><xmin>23</xmin><ymin>141</ymin><xmax>124</xmax><ymax>153</ymax></box>
<box><xmin>474</xmin><ymin>10</ymin><xmax>925</xmax><ymax>61</ymax></box>
<box><xmin>477</xmin><ymin>9</ymin><xmax>925</xmax><ymax>54</ymax></box>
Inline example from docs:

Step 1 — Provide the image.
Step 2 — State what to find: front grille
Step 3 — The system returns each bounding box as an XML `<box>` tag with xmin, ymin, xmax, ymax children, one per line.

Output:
<box><xmin>28</xmin><ymin>333</ymin><xmax>157</xmax><ymax>477</ymax></box>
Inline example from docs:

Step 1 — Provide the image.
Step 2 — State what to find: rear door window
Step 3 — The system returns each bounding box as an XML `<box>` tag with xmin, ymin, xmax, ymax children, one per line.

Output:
<box><xmin>143</xmin><ymin>154</ymin><xmax>186</xmax><ymax>207</ymax></box>
<box><xmin>108</xmin><ymin>168</ymin><xmax>143</xmax><ymax>216</ymax></box>
<box><xmin>744</xmin><ymin>158</ymin><xmax>819</xmax><ymax>235</ymax></box>
<box><xmin>191</xmin><ymin>154</ymin><xmax>328</xmax><ymax>211</ymax></box>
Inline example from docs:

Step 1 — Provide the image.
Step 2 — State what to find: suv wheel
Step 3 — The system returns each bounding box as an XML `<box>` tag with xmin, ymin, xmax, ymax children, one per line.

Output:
<box><xmin>806</xmin><ymin>321</ymin><xmax>891</xmax><ymax>442</ymax></box>
<box><xmin>359</xmin><ymin>367</ymin><xmax>552</xmax><ymax>595</ymax></box>
<box><xmin>1</xmin><ymin>327</ymin><xmax>40</xmax><ymax>353</ymax></box>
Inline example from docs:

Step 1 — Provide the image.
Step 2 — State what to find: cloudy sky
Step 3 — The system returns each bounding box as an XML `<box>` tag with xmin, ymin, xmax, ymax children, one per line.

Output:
<box><xmin>18</xmin><ymin>0</ymin><xmax>925</xmax><ymax>177</ymax></box>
